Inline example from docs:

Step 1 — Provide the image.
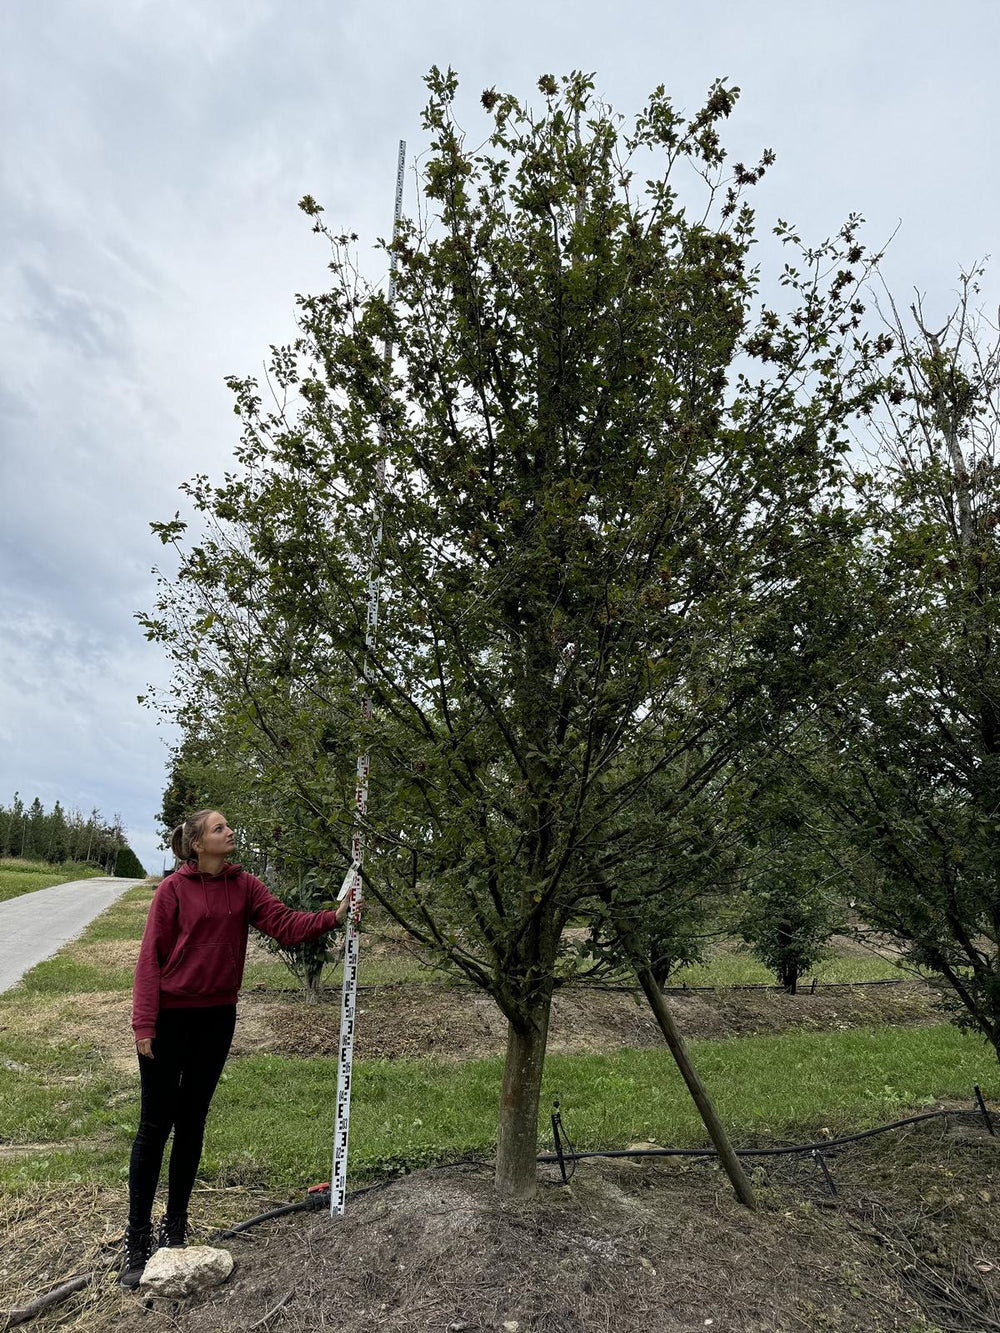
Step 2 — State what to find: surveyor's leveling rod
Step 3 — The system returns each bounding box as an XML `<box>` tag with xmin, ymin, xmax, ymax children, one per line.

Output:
<box><xmin>331</xmin><ymin>139</ymin><xmax>407</xmax><ymax>1219</ymax></box>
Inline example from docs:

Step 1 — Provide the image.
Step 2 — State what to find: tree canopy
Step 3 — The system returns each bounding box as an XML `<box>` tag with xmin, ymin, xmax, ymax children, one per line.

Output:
<box><xmin>143</xmin><ymin>69</ymin><xmax>890</xmax><ymax>1196</ymax></box>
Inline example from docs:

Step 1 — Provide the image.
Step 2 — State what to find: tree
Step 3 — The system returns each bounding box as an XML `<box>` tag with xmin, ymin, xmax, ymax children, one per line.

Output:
<box><xmin>737</xmin><ymin>778</ymin><xmax>847</xmax><ymax>993</ymax></box>
<box><xmin>159</xmin><ymin>733</ymin><xmax>221</xmax><ymax>841</ymax></box>
<box><xmin>114</xmin><ymin>845</ymin><xmax>147</xmax><ymax>878</ymax></box>
<box><xmin>2</xmin><ymin>793</ymin><xmax>24</xmax><ymax>859</ymax></box>
<box><xmin>46</xmin><ymin>800</ymin><xmax>69</xmax><ymax>863</ymax></box>
<box><xmin>0</xmin><ymin>795</ymin><xmax>140</xmax><ymax>871</ymax></box>
<box><xmin>739</xmin><ymin>874</ymin><xmax>844</xmax><ymax>994</ymax></box>
<box><xmin>26</xmin><ymin>797</ymin><xmax>43</xmax><ymax>857</ymax></box>
<box><xmin>805</xmin><ymin>269</ymin><xmax>1000</xmax><ymax>1056</ymax></box>
<box><xmin>142</xmin><ymin>69</ymin><xmax>887</xmax><ymax>1196</ymax></box>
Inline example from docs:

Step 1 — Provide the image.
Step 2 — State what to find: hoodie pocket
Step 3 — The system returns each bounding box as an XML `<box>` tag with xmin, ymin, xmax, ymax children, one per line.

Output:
<box><xmin>162</xmin><ymin>944</ymin><xmax>239</xmax><ymax>997</ymax></box>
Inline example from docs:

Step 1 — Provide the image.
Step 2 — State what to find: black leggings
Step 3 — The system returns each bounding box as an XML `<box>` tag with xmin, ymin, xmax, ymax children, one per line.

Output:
<box><xmin>128</xmin><ymin>1005</ymin><xmax>236</xmax><ymax>1227</ymax></box>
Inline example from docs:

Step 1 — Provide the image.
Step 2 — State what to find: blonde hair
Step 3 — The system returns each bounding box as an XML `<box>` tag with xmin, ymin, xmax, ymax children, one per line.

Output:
<box><xmin>171</xmin><ymin>810</ymin><xmax>217</xmax><ymax>864</ymax></box>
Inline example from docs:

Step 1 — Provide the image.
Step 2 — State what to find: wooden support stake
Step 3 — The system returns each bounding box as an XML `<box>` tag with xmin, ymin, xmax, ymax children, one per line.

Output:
<box><xmin>631</xmin><ymin>961</ymin><xmax>757</xmax><ymax>1209</ymax></box>
<box><xmin>604</xmin><ymin>892</ymin><xmax>755</xmax><ymax>1210</ymax></box>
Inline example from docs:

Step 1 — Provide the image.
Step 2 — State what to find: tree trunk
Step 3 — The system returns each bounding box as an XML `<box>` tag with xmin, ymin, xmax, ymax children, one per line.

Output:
<box><xmin>779</xmin><ymin>962</ymin><xmax>799</xmax><ymax>995</ymax></box>
<box><xmin>495</xmin><ymin>992</ymin><xmax>553</xmax><ymax>1199</ymax></box>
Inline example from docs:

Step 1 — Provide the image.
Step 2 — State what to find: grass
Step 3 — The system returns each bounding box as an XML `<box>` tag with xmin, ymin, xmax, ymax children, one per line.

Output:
<box><xmin>75</xmin><ymin>889</ymin><xmax>153</xmax><ymax>942</ymax></box>
<box><xmin>2</xmin><ymin>1016</ymin><xmax>994</xmax><ymax>1193</ymax></box>
<box><xmin>244</xmin><ymin>953</ymin><xmax>468</xmax><ymax>990</ymax></box>
<box><xmin>16</xmin><ymin>880</ymin><xmax>911</xmax><ymax>994</ymax></box>
<box><xmin>15</xmin><ymin>955</ymin><xmax>139</xmax><ymax>995</ymax></box>
<box><xmin>0</xmin><ymin>858</ymin><xmax>104</xmax><ymax>904</ymax></box>
<box><xmin>199</xmin><ymin>1022</ymin><xmax>998</xmax><ymax>1188</ymax></box>
<box><xmin>671</xmin><ymin>947</ymin><xmax>907</xmax><ymax>988</ymax></box>
<box><xmin>6</xmin><ymin>881</ymin><xmax>442</xmax><ymax>994</ymax></box>
<box><xmin>0</xmin><ymin>1020</ymin><xmax>134</xmax><ymax>1176</ymax></box>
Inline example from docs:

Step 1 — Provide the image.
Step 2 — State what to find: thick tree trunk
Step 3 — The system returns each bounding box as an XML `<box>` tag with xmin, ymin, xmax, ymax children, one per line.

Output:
<box><xmin>495</xmin><ymin>993</ymin><xmax>553</xmax><ymax>1199</ymax></box>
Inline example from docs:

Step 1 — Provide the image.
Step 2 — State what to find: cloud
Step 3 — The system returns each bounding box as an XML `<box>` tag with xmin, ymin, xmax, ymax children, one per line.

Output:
<box><xmin>17</xmin><ymin>263</ymin><xmax>130</xmax><ymax>362</ymax></box>
<box><xmin>2</xmin><ymin>0</ymin><xmax>998</xmax><ymax>874</ymax></box>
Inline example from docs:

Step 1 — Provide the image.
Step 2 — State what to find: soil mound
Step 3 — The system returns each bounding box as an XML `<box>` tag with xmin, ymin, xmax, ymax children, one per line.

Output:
<box><xmin>235</xmin><ymin>978</ymin><xmax>938</xmax><ymax>1062</ymax></box>
<box><xmin>5</xmin><ymin>1117</ymin><xmax>998</xmax><ymax>1332</ymax></box>
<box><xmin>118</xmin><ymin>1119</ymin><xmax>1000</xmax><ymax>1333</ymax></box>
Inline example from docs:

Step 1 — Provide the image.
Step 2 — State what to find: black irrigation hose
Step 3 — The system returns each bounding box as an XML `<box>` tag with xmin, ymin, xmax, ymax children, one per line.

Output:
<box><xmin>581</xmin><ymin>977</ymin><xmax>914</xmax><ymax>994</ymax></box>
<box><xmin>249</xmin><ymin>976</ymin><xmax>916</xmax><ymax>997</ymax></box>
<box><xmin>219</xmin><ymin>1198</ymin><xmax>324</xmax><ymax>1235</ymax></box>
<box><xmin>537</xmin><ymin>1107</ymin><xmax>982</xmax><ymax>1163</ymax></box>
<box><xmin>216</xmin><ymin>1161</ymin><xmax>484</xmax><ymax>1238</ymax></box>
<box><xmin>219</xmin><ymin>1107</ymin><xmax>992</xmax><ymax>1237</ymax></box>
<box><xmin>218</xmin><ymin>1180</ymin><xmax>386</xmax><ymax>1236</ymax></box>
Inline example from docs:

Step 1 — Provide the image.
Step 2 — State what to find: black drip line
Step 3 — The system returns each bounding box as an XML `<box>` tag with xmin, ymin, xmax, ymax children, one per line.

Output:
<box><xmin>538</xmin><ymin>1106</ymin><xmax>972</xmax><ymax>1162</ymax></box>
<box><xmin>217</xmin><ymin>1087</ymin><xmax>996</xmax><ymax>1235</ymax></box>
<box><xmin>249</xmin><ymin>975</ymin><xmax>916</xmax><ymax>997</ymax></box>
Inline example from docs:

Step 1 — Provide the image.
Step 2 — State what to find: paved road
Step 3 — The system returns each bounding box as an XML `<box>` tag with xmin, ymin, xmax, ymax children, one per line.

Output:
<box><xmin>0</xmin><ymin>876</ymin><xmax>146</xmax><ymax>994</ymax></box>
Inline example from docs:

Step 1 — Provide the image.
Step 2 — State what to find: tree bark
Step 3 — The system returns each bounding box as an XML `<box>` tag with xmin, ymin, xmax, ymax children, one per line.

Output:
<box><xmin>494</xmin><ymin>993</ymin><xmax>553</xmax><ymax>1199</ymax></box>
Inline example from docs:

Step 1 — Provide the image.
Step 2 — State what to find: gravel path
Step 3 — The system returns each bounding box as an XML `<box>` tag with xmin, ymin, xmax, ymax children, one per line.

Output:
<box><xmin>0</xmin><ymin>876</ymin><xmax>145</xmax><ymax>994</ymax></box>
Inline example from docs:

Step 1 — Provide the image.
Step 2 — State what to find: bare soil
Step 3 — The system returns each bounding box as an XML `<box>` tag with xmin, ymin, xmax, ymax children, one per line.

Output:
<box><xmin>8</xmin><ymin>977</ymin><xmax>938</xmax><ymax>1076</ymax></box>
<box><xmin>235</xmin><ymin>978</ymin><xmax>939</xmax><ymax>1063</ymax></box>
<box><xmin>4</xmin><ymin>1116</ymin><xmax>999</xmax><ymax>1333</ymax></box>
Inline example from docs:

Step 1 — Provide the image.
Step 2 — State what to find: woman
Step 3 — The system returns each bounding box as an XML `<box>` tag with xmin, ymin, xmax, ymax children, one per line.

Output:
<box><xmin>121</xmin><ymin>809</ymin><xmax>350</xmax><ymax>1288</ymax></box>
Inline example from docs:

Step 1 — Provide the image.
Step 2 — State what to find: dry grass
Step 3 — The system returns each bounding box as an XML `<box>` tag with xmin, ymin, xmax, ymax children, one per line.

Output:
<box><xmin>0</xmin><ymin>991</ymin><xmax>135</xmax><ymax>1071</ymax></box>
<box><xmin>0</xmin><ymin>1182</ymin><xmax>284</xmax><ymax>1332</ymax></box>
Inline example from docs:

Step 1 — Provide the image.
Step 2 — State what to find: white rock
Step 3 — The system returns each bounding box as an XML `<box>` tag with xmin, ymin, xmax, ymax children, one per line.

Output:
<box><xmin>140</xmin><ymin>1245</ymin><xmax>234</xmax><ymax>1298</ymax></box>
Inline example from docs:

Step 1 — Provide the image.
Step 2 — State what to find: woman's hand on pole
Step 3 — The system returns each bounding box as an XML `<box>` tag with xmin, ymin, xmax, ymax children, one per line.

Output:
<box><xmin>136</xmin><ymin>1038</ymin><xmax>154</xmax><ymax>1059</ymax></box>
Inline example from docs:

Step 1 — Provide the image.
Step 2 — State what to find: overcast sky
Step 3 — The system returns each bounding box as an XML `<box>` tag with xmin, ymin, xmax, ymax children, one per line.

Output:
<box><xmin>2</xmin><ymin>0</ymin><xmax>997</xmax><ymax>875</ymax></box>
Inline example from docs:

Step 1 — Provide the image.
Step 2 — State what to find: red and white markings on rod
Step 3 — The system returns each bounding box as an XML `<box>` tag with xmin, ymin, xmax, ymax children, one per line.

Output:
<box><xmin>330</xmin><ymin>139</ymin><xmax>406</xmax><ymax>1219</ymax></box>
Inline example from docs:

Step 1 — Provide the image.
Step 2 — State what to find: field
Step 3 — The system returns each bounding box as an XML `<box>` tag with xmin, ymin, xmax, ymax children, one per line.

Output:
<box><xmin>1</xmin><ymin>884</ymin><xmax>998</xmax><ymax>1331</ymax></box>
<box><xmin>0</xmin><ymin>858</ymin><xmax>103</xmax><ymax>904</ymax></box>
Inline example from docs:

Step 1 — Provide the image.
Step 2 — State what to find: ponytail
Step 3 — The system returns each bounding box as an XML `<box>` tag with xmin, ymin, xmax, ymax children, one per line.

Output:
<box><xmin>171</xmin><ymin>810</ymin><xmax>216</xmax><ymax>864</ymax></box>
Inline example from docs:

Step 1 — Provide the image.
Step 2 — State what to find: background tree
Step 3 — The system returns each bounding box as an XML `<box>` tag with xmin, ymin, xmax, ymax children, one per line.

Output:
<box><xmin>143</xmin><ymin>69</ymin><xmax>887</xmax><ymax>1196</ymax></box>
<box><xmin>798</xmin><ymin>269</ymin><xmax>1000</xmax><ymax>1057</ymax></box>
<box><xmin>114</xmin><ymin>845</ymin><xmax>147</xmax><ymax>878</ymax></box>
<box><xmin>2</xmin><ymin>793</ymin><xmax>25</xmax><ymax>858</ymax></box>
<box><xmin>45</xmin><ymin>800</ymin><xmax>69</xmax><ymax>863</ymax></box>
<box><xmin>736</xmin><ymin>774</ymin><xmax>847</xmax><ymax>993</ymax></box>
<box><xmin>0</xmin><ymin>796</ymin><xmax>145</xmax><ymax>874</ymax></box>
<box><xmin>739</xmin><ymin>871</ymin><xmax>845</xmax><ymax>995</ymax></box>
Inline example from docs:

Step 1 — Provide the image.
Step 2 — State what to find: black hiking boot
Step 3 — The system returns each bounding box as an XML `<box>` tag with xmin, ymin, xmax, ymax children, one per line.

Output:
<box><xmin>119</xmin><ymin>1224</ymin><xmax>153</xmax><ymax>1289</ymax></box>
<box><xmin>156</xmin><ymin>1211</ymin><xmax>188</xmax><ymax>1249</ymax></box>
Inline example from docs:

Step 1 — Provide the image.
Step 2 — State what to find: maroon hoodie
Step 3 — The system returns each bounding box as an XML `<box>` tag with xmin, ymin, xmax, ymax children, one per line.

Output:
<box><xmin>131</xmin><ymin>861</ymin><xmax>340</xmax><ymax>1040</ymax></box>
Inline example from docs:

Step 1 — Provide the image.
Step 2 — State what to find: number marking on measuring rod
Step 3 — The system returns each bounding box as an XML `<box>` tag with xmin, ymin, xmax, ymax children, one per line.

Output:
<box><xmin>331</xmin><ymin>138</ymin><xmax>406</xmax><ymax>1218</ymax></box>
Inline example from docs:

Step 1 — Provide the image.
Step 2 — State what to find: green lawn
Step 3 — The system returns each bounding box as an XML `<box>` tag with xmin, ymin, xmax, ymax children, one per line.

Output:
<box><xmin>0</xmin><ymin>859</ymin><xmax>104</xmax><ymax>904</ymax></box>
<box><xmin>1</xmin><ymin>1013</ymin><xmax>994</xmax><ymax>1192</ymax></box>
<box><xmin>202</xmin><ymin>1021</ymin><xmax>996</xmax><ymax>1188</ymax></box>
<box><xmin>671</xmin><ymin>947</ymin><xmax>908</xmax><ymax>988</ymax></box>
